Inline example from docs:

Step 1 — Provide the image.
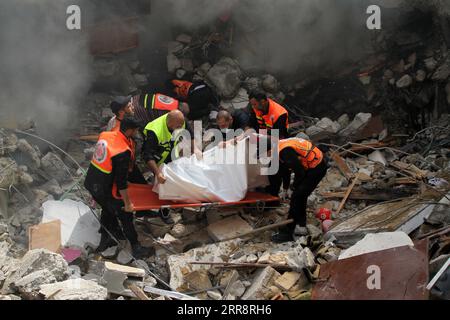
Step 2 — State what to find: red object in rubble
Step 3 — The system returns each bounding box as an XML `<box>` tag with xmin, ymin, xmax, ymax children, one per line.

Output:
<box><xmin>315</xmin><ymin>208</ymin><xmax>332</xmax><ymax>221</ymax></box>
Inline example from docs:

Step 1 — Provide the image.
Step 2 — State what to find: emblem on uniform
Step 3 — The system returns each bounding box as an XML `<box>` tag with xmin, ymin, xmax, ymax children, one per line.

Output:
<box><xmin>93</xmin><ymin>140</ymin><xmax>108</xmax><ymax>163</ymax></box>
<box><xmin>158</xmin><ymin>95</ymin><xmax>174</xmax><ymax>105</ymax></box>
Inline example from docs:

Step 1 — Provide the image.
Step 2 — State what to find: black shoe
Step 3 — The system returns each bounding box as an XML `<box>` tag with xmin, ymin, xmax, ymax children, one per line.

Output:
<box><xmin>96</xmin><ymin>235</ymin><xmax>118</xmax><ymax>253</ymax></box>
<box><xmin>271</xmin><ymin>229</ymin><xmax>294</xmax><ymax>243</ymax></box>
<box><xmin>131</xmin><ymin>243</ymin><xmax>155</xmax><ymax>259</ymax></box>
<box><xmin>160</xmin><ymin>208</ymin><xmax>174</xmax><ymax>225</ymax></box>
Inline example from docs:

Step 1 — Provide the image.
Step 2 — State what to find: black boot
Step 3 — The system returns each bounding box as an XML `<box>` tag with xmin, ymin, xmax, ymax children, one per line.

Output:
<box><xmin>160</xmin><ymin>208</ymin><xmax>174</xmax><ymax>225</ymax></box>
<box><xmin>271</xmin><ymin>226</ymin><xmax>294</xmax><ymax>243</ymax></box>
<box><xmin>96</xmin><ymin>234</ymin><xmax>118</xmax><ymax>252</ymax></box>
<box><xmin>131</xmin><ymin>243</ymin><xmax>155</xmax><ymax>259</ymax></box>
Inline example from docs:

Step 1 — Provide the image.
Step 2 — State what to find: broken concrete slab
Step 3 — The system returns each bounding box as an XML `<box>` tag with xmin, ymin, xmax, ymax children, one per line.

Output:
<box><xmin>207</xmin><ymin>215</ymin><xmax>253</xmax><ymax>242</ymax></box>
<box><xmin>13</xmin><ymin>269</ymin><xmax>57</xmax><ymax>294</ymax></box>
<box><xmin>40</xmin><ymin>279</ymin><xmax>108</xmax><ymax>300</ymax></box>
<box><xmin>2</xmin><ymin>249</ymin><xmax>69</xmax><ymax>294</ymax></box>
<box><xmin>167</xmin><ymin>240</ymin><xmax>241</xmax><ymax>291</ymax></box>
<box><xmin>339</xmin><ymin>113</ymin><xmax>372</xmax><ymax>137</ymax></box>
<box><xmin>312</xmin><ymin>240</ymin><xmax>429</xmax><ymax>300</ymax></box>
<box><xmin>339</xmin><ymin>232</ymin><xmax>414</xmax><ymax>260</ymax></box>
<box><xmin>242</xmin><ymin>266</ymin><xmax>281</xmax><ymax>300</ymax></box>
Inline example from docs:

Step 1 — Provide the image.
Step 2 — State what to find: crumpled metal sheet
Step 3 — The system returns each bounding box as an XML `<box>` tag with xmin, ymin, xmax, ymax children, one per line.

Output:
<box><xmin>312</xmin><ymin>240</ymin><xmax>429</xmax><ymax>300</ymax></box>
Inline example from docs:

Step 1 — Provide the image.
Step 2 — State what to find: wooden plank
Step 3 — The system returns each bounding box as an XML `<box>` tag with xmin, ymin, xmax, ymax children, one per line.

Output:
<box><xmin>331</xmin><ymin>153</ymin><xmax>353</xmax><ymax>180</ymax></box>
<box><xmin>104</xmin><ymin>261</ymin><xmax>146</xmax><ymax>278</ymax></box>
<box><xmin>339</xmin><ymin>142</ymin><xmax>388</xmax><ymax>157</ymax></box>
<box><xmin>335</xmin><ymin>175</ymin><xmax>360</xmax><ymax>216</ymax></box>
<box><xmin>391</xmin><ymin>161</ymin><xmax>427</xmax><ymax>179</ymax></box>
<box><xmin>320</xmin><ymin>191</ymin><xmax>393</xmax><ymax>201</ymax></box>
<box><xmin>28</xmin><ymin>220</ymin><xmax>61</xmax><ymax>253</ymax></box>
<box><xmin>128</xmin><ymin>284</ymin><xmax>151</xmax><ymax>300</ymax></box>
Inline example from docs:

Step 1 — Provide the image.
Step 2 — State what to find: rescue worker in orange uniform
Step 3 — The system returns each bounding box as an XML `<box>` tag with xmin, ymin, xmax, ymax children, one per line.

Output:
<box><xmin>268</xmin><ymin>136</ymin><xmax>328</xmax><ymax>243</ymax></box>
<box><xmin>166</xmin><ymin>79</ymin><xmax>219</xmax><ymax>120</ymax></box>
<box><xmin>248</xmin><ymin>92</ymin><xmax>289</xmax><ymax>139</ymax></box>
<box><xmin>133</xmin><ymin>92</ymin><xmax>190</xmax><ymax>125</ymax></box>
<box><xmin>106</xmin><ymin>96</ymin><xmax>134</xmax><ymax>132</ymax></box>
<box><xmin>84</xmin><ymin>117</ymin><xmax>154</xmax><ymax>258</ymax></box>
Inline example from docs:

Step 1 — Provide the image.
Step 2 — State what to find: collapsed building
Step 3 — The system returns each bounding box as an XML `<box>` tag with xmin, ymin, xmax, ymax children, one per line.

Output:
<box><xmin>0</xmin><ymin>0</ymin><xmax>449</xmax><ymax>300</ymax></box>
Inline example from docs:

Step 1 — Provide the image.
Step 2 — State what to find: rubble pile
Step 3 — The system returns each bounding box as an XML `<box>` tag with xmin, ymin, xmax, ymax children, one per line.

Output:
<box><xmin>0</xmin><ymin>2</ymin><xmax>449</xmax><ymax>301</ymax></box>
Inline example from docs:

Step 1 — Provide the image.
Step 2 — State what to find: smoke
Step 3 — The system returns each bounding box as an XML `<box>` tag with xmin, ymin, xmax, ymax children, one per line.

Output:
<box><xmin>0</xmin><ymin>0</ymin><xmax>92</xmax><ymax>141</ymax></box>
<box><xmin>161</xmin><ymin>0</ymin><xmax>377</xmax><ymax>75</ymax></box>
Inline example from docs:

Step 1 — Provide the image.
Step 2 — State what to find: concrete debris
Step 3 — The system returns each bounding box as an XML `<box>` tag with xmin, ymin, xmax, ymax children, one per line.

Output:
<box><xmin>228</xmin><ymin>280</ymin><xmax>246</xmax><ymax>297</ymax></box>
<box><xmin>274</xmin><ymin>272</ymin><xmax>301</xmax><ymax>291</ymax></box>
<box><xmin>167</xmin><ymin>240</ymin><xmax>241</xmax><ymax>291</ymax></box>
<box><xmin>206</xmin><ymin>215</ymin><xmax>253</xmax><ymax>242</ymax></box>
<box><xmin>2</xmin><ymin>249</ymin><xmax>69</xmax><ymax>294</ymax></box>
<box><xmin>116</xmin><ymin>249</ymin><xmax>133</xmax><ymax>265</ymax></box>
<box><xmin>261</xmin><ymin>74</ymin><xmax>279</xmax><ymax>93</ymax></box>
<box><xmin>40</xmin><ymin>152</ymin><xmax>71</xmax><ymax>182</ymax></box>
<box><xmin>306</xmin><ymin>117</ymin><xmax>341</xmax><ymax>136</ymax></box>
<box><xmin>220</xmin><ymin>88</ymin><xmax>249</xmax><ymax>110</ymax></box>
<box><xmin>339</xmin><ymin>113</ymin><xmax>372</xmax><ymax>137</ymax></box>
<box><xmin>13</xmin><ymin>269</ymin><xmax>57</xmax><ymax>294</ymax></box>
<box><xmin>339</xmin><ymin>232</ymin><xmax>414</xmax><ymax>260</ymax></box>
<box><xmin>241</xmin><ymin>266</ymin><xmax>281</xmax><ymax>300</ymax></box>
<box><xmin>2</xmin><ymin>3</ymin><xmax>450</xmax><ymax>301</ymax></box>
<box><xmin>205</xmin><ymin>57</ymin><xmax>242</xmax><ymax>99</ymax></box>
<box><xmin>101</xmin><ymin>246</ymin><xmax>118</xmax><ymax>259</ymax></box>
<box><xmin>368</xmin><ymin>150</ymin><xmax>388</xmax><ymax>166</ymax></box>
<box><xmin>167</xmin><ymin>54</ymin><xmax>181</xmax><ymax>74</ymax></box>
<box><xmin>17</xmin><ymin>139</ymin><xmax>41</xmax><ymax>168</ymax></box>
<box><xmin>396</xmin><ymin>74</ymin><xmax>413</xmax><ymax>88</ymax></box>
<box><xmin>40</xmin><ymin>279</ymin><xmax>108</xmax><ymax>300</ymax></box>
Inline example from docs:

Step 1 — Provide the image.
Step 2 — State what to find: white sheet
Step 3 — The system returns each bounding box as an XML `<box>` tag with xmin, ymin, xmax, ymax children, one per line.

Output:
<box><xmin>154</xmin><ymin>138</ymin><xmax>261</xmax><ymax>203</ymax></box>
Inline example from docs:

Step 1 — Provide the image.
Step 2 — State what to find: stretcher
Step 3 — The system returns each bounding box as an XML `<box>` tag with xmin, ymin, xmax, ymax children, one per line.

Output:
<box><xmin>127</xmin><ymin>183</ymin><xmax>279</xmax><ymax>212</ymax></box>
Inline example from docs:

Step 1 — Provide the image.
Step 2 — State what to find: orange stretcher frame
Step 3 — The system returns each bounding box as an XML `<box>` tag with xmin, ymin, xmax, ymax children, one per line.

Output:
<box><xmin>127</xmin><ymin>183</ymin><xmax>279</xmax><ymax>211</ymax></box>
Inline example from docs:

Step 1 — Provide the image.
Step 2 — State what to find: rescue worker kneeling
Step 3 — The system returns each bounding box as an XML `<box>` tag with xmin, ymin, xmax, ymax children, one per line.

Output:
<box><xmin>84</xmin><ymin>116</ymin><xmax>154</xmax><ymax>258</ymax></box>
<box><xmin>267</xmin><ymin>136</ymin><xmax>329</xmax><ymax>243</ymax></box>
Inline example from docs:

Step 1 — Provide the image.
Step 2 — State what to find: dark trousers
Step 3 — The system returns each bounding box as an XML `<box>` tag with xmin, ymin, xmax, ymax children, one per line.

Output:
<box><xmin>85</xmin><ymin>165</ymin><xmax>146</xmax><ymax>246</ymax></box>
<box><xmin>93</xmin><ymin>194</ymin><xmax>139</xmax><ymax>245</ymax></box>
<box><xmin>268</xmin><ymin>160</ymin><xmax>328</xmax><ymax>230</ymax></box>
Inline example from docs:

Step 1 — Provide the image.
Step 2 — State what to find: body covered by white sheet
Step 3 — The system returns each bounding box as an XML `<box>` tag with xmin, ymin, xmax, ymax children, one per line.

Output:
<box><xmin>153</xmin><ymin>138</ymin><xmax>255</xmax><ymax>203</ymax></box>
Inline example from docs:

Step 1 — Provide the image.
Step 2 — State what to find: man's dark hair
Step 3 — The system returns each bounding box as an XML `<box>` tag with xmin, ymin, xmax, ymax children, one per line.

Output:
<box><xmin>120</xmin><ymin>116</ymin><xmax>141</xmax><ymax>132</ymax></box>
<box><xmin>110</xmin><ymin>96</ymin><xmax>131</xmax><ymax>116</ymax></box>
<box><xmin>248</xmin><ymin>91</ymin><xmax>267</xmax><ymax>101</ymax></box>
